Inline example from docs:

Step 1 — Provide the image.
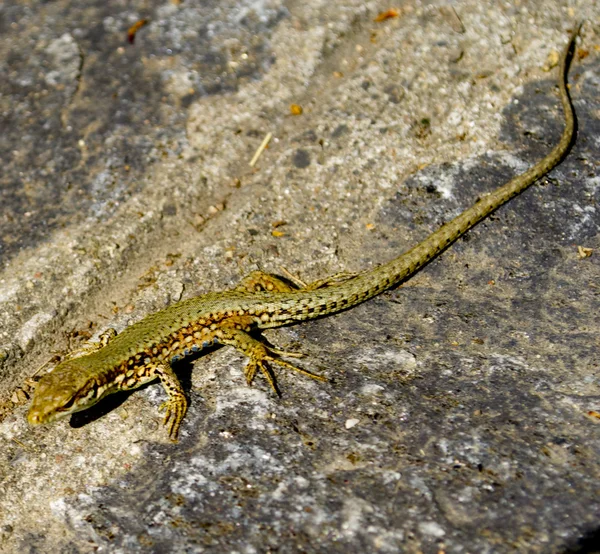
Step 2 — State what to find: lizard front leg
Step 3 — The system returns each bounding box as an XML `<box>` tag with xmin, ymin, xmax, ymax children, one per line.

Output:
<box><xmin>153</xmin><ymin>362</ymin><xmax>188</xmax><ymax>441</ymax></box>
<box><xmin>62</xmin><ymin>328</ymin><xmax>118</xmax><ymax>362</ymax></box>
<box><xmin>25</xmin><ymin>328</ymin><xmax>119</xmax><ymax>390</ymax></box>
<box><xmin>218</xmin><ymin>317</ymin><xmax>327</xmax><ymax>394</ymax></box>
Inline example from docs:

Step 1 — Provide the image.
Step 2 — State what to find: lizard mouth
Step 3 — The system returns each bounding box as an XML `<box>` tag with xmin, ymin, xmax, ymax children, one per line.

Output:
<box><xmin>28</xmin><ymin>407</ymin><xmax>55</xmax><ymax>425</ymax></box>
<box><xmin>27</xmin><ymin>410</ymin><xmax>46</xmax><ymax>425</ymax></box>
<box><xmin>28</xmin><ymin>408</ymin><xmax>49</xmax><ymax>425</ymax></box>
<box><xmin>27</xmin><ymin>398</ymin><xmax>74</xmax><ymax>425</ymax></box>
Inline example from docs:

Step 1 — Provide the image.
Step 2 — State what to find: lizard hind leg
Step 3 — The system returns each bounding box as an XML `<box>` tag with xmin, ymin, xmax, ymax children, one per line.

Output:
<box><xmin>278</xmin><ymin>266</ymin><xmax>360</xmax><ymax>291</ymax></box>
<box><xmin>304</xmin><ymin>271</ymin><xmax>359</xmax><ymax>290</ymax></box>
<box><xmin>236</xmin><ymin>268</ymin><xmax>358</xmax><ymax>295</ymax></box>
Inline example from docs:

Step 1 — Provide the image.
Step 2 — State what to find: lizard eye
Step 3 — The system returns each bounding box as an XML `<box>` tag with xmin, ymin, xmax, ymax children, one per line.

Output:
<box><xmin>89</xmin><ymin>382</ymin><xmax>100</xmax><ymax>398</ymax></box>
<box><xmin>59</xmin><ymin>396</ymin><xmax>77</xmax><ymax>411</ymax></box>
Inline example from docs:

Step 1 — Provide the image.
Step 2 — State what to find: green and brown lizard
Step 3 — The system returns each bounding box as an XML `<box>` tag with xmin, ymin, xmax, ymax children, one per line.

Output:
<box><xmin>28</xmin><ymin>26</ymin><xmax>580</xmax><ymax>441</ymax></box>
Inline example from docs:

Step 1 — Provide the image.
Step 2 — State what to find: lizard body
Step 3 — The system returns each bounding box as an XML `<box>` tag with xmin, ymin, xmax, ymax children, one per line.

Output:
<box><xmin>28</xmin><ymin>27</ymin><xmax>579</xmax><ymax>440</ymax></box>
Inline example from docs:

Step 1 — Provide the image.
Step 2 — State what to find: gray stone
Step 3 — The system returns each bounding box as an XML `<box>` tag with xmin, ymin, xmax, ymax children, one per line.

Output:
<box><xmin>1</xmin><ymin>1</ymin><xmax>599</xmax><ymax>552</ymax></box>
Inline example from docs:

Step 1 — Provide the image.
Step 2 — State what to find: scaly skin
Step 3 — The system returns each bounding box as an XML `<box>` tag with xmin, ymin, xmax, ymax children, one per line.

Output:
<box><xmin>28</xmin><ymin>26</ymin><xmax>580</xmax><ymax>441</ymax></box>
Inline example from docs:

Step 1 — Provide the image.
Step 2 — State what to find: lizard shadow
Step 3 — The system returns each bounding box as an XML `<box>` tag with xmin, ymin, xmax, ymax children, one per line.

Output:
<box><xmin>561</xmin><ymin>525</ymin><xmax>600</xmax><ymax>553</ymax></box>
<box><xmin>69</xmin><ymin>389</ymin><xmax>135</xmax><ymax>428</ymax></box>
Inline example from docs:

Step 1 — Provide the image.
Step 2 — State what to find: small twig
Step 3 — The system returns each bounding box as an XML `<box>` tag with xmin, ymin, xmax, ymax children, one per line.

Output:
<box><xmin>249</xmin><ymin>132</ymin><xmax>272</xmax><ymax>167</ymax></box>
<box><xmin>11</xmin><ymin>437</ymin><xmax>29</xmax><ymax>450</ymax></box>
<box><xmin>30</xmin><ymin>358</ymin><xmax>52</xmax><ymax>378</ymax></box>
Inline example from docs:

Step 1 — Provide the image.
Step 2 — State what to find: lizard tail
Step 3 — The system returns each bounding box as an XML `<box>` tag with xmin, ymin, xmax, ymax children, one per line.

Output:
<box><xmin>351</xmin><ymin>23</ymin><xmax>580</xmax><ymax>301</ymax></box>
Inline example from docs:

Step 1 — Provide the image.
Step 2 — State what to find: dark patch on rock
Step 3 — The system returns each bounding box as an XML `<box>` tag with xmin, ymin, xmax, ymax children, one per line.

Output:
<box><xmin>292</xmin><ymin>149</ymin><xmax>311</xmax><ymax>168</ymax></box>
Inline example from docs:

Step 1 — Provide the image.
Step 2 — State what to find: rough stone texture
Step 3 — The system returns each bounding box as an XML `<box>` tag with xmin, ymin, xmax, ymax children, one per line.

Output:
<box><xmin>1</xmin><ymin>0</ymin><xmax>599</xmax><ymax>552</ymax></box>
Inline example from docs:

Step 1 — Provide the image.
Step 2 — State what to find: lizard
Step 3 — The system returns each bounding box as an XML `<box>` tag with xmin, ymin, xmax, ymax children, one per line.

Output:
<box><xmin>28</xmin><ymin>25</ymin><xmax>580</xmax><ymax>441</ymax></box>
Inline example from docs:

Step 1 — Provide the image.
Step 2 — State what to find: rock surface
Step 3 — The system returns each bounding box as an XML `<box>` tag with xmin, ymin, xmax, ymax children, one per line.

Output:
<box><xmin>1</xmin><ymin>1</ymin><xmax>599</xmax><ymax>552</ymax></box>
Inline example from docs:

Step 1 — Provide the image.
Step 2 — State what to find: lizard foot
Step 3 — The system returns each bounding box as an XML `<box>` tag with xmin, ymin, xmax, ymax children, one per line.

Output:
<box><xmin>154</xmin><ymin>363</ymin><xmax>188</xmax><ymax>441</ymax></box>
<box><xmin>159</xmin><ymin>394</ymin><xmax>188</xmax><ymax>441</ymax></box>
<box><xmin>219</xmin><ymin>322</ymin><xmax>327</xmax><ymax>394</ymax></box>
<box><xmin>244</xmin><ymin>347</ymin><xmax>327</xmax><ymax>394</ymax></box>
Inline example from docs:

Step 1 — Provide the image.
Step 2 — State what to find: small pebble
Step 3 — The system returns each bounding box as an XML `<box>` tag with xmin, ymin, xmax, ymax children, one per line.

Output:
<box><xmin>345</xmin><ymin>418</ymin><xmax>360</xmax><ymax>429</ymax></box>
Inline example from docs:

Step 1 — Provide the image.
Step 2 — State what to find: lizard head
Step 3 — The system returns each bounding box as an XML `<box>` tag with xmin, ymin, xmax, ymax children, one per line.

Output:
<box><xmin>27</xmin><ymin>360</ymin><xmax>104</xmax><ymax>425</ymax></box>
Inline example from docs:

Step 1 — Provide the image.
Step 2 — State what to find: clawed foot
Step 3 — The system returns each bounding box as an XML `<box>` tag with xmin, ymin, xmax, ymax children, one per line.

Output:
<box><xmin>158</xmin><ymin>394</ymin><xmax>188</xmax><ymax>442</ymax></box>
<box><xmin>244</xmin><ymin>346</ymin><xmax>327</xmax><ymax>395</ymax></box>
<box><xmin>218</xmin><ymin>324</ymin><xmax>328</xmax><ymax>398</ymax></box>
